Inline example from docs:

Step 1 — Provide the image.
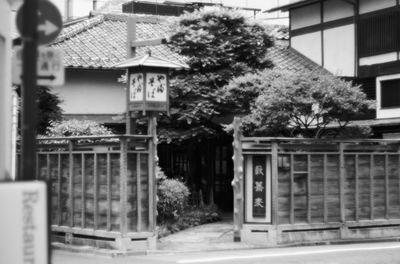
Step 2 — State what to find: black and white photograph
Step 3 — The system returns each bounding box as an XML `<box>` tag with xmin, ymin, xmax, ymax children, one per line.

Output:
<box><xmin>2</xmin><ymin>0</ymin><xmax>400</xmax><ymax>263</ymax></box>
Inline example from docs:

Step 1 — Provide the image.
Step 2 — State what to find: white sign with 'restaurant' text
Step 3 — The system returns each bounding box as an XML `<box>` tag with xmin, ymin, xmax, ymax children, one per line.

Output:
<box><xmin>0</xmin><ymin>181</ymin><xmax>48</xmax><ymax>264</ymax></box>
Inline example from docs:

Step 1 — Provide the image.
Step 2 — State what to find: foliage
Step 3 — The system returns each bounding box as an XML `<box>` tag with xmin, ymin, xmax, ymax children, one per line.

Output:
<box><xmin>16</xmin><ymin>85</ymin><xmax>63</xmax><ymax>135</ymax></box>
<box><xmin>157</xmin><ymin>178</ymin><xmax>190</xmax><ymax>221</ymax></box>
<box><xmin>161</xmin><ymin>7</ymin><xmax>274</xmax><ymax>140</ymax></box>
<box><xmin>225</xmin><ymin>69</ymin><xmax>375</xmax><ymax>138</ymax></box>
<box><xmin>158</xmin><ymin>204</ymin><xmax>221</xmax><ymax>238</ymax></box>
<box><xmin>45</xmin><ymin>119</ymin><xmax>114</xmax><ymax>137</ymax></box>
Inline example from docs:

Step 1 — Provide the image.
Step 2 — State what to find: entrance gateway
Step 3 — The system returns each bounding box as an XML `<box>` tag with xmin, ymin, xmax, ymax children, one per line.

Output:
<box><xmin>232</xmin><ymin>117</ymin><xmax>400</xmax><ymax>245</ymax></box>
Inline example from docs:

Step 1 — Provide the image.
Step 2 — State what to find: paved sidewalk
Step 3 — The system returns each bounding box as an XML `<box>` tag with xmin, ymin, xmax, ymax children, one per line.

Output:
<box><xmin>155</xmin><ymin>221</ymin><xmax>265</xmax><ymax>253</ymax></box>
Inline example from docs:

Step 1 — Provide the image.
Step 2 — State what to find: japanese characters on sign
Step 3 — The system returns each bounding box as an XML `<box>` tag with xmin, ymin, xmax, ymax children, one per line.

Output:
<box><xmin>146</xmin><ymin>73</ymin><xmax>167</xmax><ymax>101</ymax></box>
<box><xmin>128</xmin><ymin>71</ymin><xmax>169</xmax><ymax>112</ymax></box>
<box><xmin>129</xmin><ymin>73</ymin><xmax>144</xmax><ymax>101</ymax></box>
<box><xmin>252</xmin><ymin>156</ymin><xmax>266</xmax><ymax>218</ymax></box>
<box><xmin>12</xmin><ymin>47</ymin><xmax>64</xmax><ymax>86</ymax></box>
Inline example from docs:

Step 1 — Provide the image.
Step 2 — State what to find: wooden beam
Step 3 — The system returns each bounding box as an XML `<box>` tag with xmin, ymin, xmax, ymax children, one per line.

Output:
<box><xmin>82</xmin><ymin>154</ymin><xmax>86</xmax><ymax>228</ymax></box>
<box><xmin>137</xmin><ymin>153</ymin><xmax>142</xmax><ymax>232</ymax></box>
<box><xmin>120</xmin><ymin>139</ymin><xmax>128</xmax><ymax>235</ymax></box>
<box><xmin>339</xmin><ymin>143</ymin><xmax>345</xmax><ymax>222</ymax></box>
<box><xmin>385</xmin><ymin>155</ymin><xmax>389</xmax><ymax>219</ymax></box>
<box><xmin>148</xmin><ymin>113</ymin><xmax>157</xmax><ymax>232</ymax></box>
<box><xmin>107</xmin><ymin>153</ymin><xmax>111</xmax><ymax>231</ymax></box>
<box><xmin>57</xmin><ymin>154</ymin><xmax>62</xmax><ymax>226</ymax></box>
<box><xmin>355</xmin><ymin>154</ymin><xmax>359</xmax><ymax>221</ymax></box>
<box><xmin>290</xmin><ymin>154</ymin><xmax>294</xmax><ymax>224</ymax></box>
<box><xmin>271</xmin><ymin>142</ymin><xmax>279</xmax><ymax>225</ymax></box>
<box><xmin>131</xmin><ymin>38</ymin><xmax>166</xmax><ymax>47</ymax></box>
<box><xmin>232</xmin><ymin>117</ymin><xmax>244</xmax><ymax>241</ymax></box>
<box><xmin>370</xmin><ymin>155</ymin><xmax>374</xmax><ymax>220</ymax></box>
<box><xmin>69</xmin><ymin>141</ymin><xmax>74</xmax><ymax>227</ymax></box>
<box><xmin>94</xmin><ymin>153</ymin><xmax>98</xmax><ymax>230</ymax></box>
<box><xmin>307</xmin><ymin>155</ymin><xmax>311</xmax><ymax>223</ymax></box>
<box><xmin>323</xmin><ymin>154</ymin><xmax>328</xmax><ymax>223</ymax></box>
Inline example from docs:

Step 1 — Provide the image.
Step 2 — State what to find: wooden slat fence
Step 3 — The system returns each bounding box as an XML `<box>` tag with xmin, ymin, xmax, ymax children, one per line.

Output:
<box><xmin>23</xmin><ymin>134</ymin><xmax>157</xmax><ymax>250</ymax></box>
<box><xmin>233</xmin><ymin>118</ymin><xmax>400</xmax><ymax>244</ymax></box>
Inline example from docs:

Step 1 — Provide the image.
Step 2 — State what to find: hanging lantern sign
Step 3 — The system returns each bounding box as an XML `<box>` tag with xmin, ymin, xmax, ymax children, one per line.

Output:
<box><xmin>115</xmin><ymin>52</ymin><xmax>188</xmax><ymax>114</ymax></box>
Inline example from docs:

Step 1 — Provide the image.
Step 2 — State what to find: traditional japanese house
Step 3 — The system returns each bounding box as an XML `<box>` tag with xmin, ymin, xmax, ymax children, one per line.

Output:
<box><xmin>47</xmin><ymin>0</ymin><xmax>325</xmax><ymax>212</ymax></box>
<box><xmin>269</xmin><ymin>0</ymin><xmax>400</xmax><ymax>138</ymax></box>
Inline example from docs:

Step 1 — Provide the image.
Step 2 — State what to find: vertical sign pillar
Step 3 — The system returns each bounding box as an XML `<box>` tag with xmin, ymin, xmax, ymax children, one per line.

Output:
<box><xmin>20</xmin><ymin>0</ymin><xmax>39</xmax><ymax>181</ymax></box>
<box><xmin>126</xmin><ymin>18</ymin><xmax>137</xmax><ymax>135</ymax></box>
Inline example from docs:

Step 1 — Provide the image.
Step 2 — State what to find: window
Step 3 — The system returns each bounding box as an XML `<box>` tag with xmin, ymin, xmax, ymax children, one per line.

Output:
<box><xmin>381</xmin><ymin>79</ymin><xmax>400</xmax><ymax>108</ymax></box>
<box><xmin>376</xmin><ymin>74</ymin><xmax>400</xmax><ymax>119</ymax></box>
<box><xmin>358</xmin><ymin>10</ymin><xmax>400</xmax><ymax>57</ymax></box>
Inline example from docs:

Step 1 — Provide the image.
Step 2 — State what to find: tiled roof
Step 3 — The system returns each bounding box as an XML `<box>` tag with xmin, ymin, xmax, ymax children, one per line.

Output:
<box><xmin>52</xmin><ymin>12</ymin><xmax>321</xmax><ymax>73</ymax></box>
<box><xmin>267</xmin><ymin>40</ymin><xmax>328</xmax><ymax>73</ymax></box>
<box><xmin>51</xmin><ymin>13</ymin><xmax>186</xmax><ymax>69</ymax></box>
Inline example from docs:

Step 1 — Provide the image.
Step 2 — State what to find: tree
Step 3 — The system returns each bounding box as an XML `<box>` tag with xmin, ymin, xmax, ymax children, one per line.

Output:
<box><xmin>225</xmin><ymin>69</ymin><xmax>375</xmax><ymax>138</ymax></box>
<box><xmin>16</xmin><ymin>85</ymin><xmax>63</xmax><ymax>135</ymax></box>
<box><xmin>161</xmin><ymin>7</ymin><xmax>274</xmax><ymax>140</ymax></box>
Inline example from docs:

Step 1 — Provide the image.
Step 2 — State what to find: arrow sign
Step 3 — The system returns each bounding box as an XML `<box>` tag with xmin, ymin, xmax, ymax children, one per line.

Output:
<box><xmin>38</xmin><ymin>20</ymin><xmax>59</xmax><ymax>36</ymax></box>
<box><xmin>13</xmin><ymin>47</ymin><xmax>65</xmax><ymax>86</ymax></box>
<box><xmin>16</xmin><ymin>0</ymin><xmax>63</xmax><ymax>45</ymax></box>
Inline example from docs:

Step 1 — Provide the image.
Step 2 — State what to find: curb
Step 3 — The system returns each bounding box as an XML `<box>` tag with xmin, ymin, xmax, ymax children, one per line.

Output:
<box><xmin>52</xmin><ymin>237</ymin><xmax>400</xmax><ymax>257</ymax></box>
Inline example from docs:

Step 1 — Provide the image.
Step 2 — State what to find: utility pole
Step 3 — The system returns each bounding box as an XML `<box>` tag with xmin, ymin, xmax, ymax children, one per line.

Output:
<box><xmin>20</xmin><ymin>0</ymin><xmax>38</xmax><ymax>180</ymax></box>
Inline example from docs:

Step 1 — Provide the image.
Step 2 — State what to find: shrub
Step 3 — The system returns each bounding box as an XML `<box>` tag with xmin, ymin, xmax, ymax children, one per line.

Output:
<box><xmin>158</xmin><ymin>204</ymin><xmax>221</xmax><ymax>238</ymax></box>
<box><xmin>157</xmin><ymin>178</ymin><xmax>190</xmax><ymax>221</ymax></box>
<box><xmin>45</xmin><ymin>119</ymin><xmax>114</xmax><ymax>137</ymax></box>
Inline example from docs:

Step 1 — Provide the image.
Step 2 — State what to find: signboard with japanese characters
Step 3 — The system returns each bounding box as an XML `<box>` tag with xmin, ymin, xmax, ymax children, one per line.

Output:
<box><xmin>245</xmin><ymin>155</ymin><xmax>271</xmax><ymax>223</ymax></box>
<box><xmin>129</xmin><ymin>73</ymin><xmax>144</xmax><ymax>102</ymax></box>
<box><xmin>128</xmin><ymin>70</ymin><xmax>169</xmax><ymax>113</ymax></box>
<box><xmin>146</xmin><ymin>73</ymin><xmax>167</xmax><ymax>101</ymax></box>
<box><xmin>252</xmin><ymin>156</ymin><xmax>266</xmax><ymax>217</ymax></box>
<box><xmin>12</xmin><ymin>47</ymin><xmax>64</xmax><ymax>86</ymax></box>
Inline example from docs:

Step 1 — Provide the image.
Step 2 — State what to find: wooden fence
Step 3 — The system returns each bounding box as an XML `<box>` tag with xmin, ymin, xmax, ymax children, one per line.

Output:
<box><xmin>232</xmin><ymin>118</ymin><xmax>400</xmax><ymax>245</ymax></box>
<box><xmin>30</xmin><ymin>134</ymin><xmax>157</xmax><ymax>251</ymax></box>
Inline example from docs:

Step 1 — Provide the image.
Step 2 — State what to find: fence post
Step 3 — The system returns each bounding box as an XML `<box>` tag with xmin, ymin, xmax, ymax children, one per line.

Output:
<box><xmin>148</xmin><ymin>114</ymin><xmax>157</xmax><ymax>233</ymax></box>
<box><xmin>271</xmin><ymin>141</ymin><xmax>278</xmax><ymax>225</ymax></box>
<box><xmin>232</xmin><ymin>117</ymin><xmax>243</xmax><ymax>242</ymax></box>
<box><xmin>68</xmin><ymin>140</ymin><xmax>74</xmax><ymax>227</ymax></box>
<box><xmin>339</xmin><ymin>142</ymin><xmax>345</xmax><ymax>223</ymax></box>
<box><xmin>120</xmin><ymin>138</ymin><xmax>128</xmax><ymax>236</ymax></box>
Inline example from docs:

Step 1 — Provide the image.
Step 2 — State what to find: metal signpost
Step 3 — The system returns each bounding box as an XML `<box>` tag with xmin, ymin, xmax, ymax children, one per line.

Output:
<box><xmin>15</xmin><ymin>0</ymin><xmax>63</xmax><ymax>180</ymax></box>
<box><xmin>7</xmin><ymin>1</ymin><xmax>63</xmax><ymax>263</ymax></box>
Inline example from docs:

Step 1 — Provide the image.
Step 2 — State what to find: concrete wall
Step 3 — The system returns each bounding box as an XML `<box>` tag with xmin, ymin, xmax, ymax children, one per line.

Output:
<box><xmin>0</xmin><ymin>0</ymin><xmax>13</xmax><ymax>180</ymax></box>
<box><xmin>52</xmin><ymin>69</ymin><xmax>126</xmax><ymax>115</ymax></box>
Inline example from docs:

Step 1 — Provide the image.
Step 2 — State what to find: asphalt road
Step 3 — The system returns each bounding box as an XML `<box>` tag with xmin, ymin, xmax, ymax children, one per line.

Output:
<box><xmin>53</xmin><ymin>242</ymin><xmax>400</xmax><ymax>264</ymax></box>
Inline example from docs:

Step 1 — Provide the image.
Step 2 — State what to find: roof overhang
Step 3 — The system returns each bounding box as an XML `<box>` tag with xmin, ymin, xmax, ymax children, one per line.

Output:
<box><xmin>113</xmin><ymin>52</ymin><xmax>189</xmax><ymax>69</ymax></box>
<box><xmin>265</xmin><ymin>0</ymin><xmax>319</xmax><ymax>13</ymax></box>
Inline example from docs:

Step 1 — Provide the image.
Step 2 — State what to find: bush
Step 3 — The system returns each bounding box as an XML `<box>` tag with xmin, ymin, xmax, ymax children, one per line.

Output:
<box><xmin>45</xmin><ymin>119</ymin><xmax>114</xmax><ymax>137</ymax></box>
<box><xmin>157</xmin><ymin>178</ymin><xmax>190</xmax><ymax>221</ymax></box>
<box><xmin>158</xmin><ymin>204</ymin><xmax>221</xmax><ymax>238</ymax></box>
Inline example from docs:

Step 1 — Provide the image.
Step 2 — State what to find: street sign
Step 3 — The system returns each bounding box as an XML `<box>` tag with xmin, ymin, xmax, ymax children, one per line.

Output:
<box><xmin>16</xmin><ymin>0</ymin><xmax>62</xmax><ymax>45</ymax></box>
<box><xmin>0</xmin><ymin>181</ymin><xmax>49</xmax><ymax>264</ymax></box>
<box><xmin>12</xmin><ymin>47</ymin><xmax>65</xmax><ymax>86</ymax></box>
